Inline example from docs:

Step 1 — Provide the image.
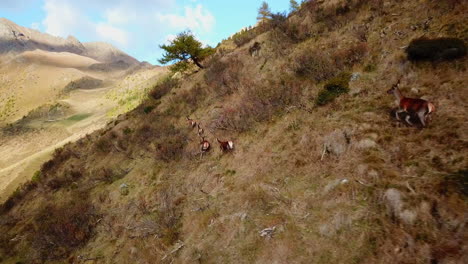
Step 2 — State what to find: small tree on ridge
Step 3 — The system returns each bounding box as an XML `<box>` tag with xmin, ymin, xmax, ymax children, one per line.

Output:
<box><xmin>158</xmin><ymin>31</ymin><xmax>214</xmax><ymax>71</ymax></box>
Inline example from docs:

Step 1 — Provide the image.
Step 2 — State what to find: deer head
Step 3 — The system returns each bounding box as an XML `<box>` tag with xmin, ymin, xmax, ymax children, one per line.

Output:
<box><xmin>387</xmin><ymin>79</ymin><xmax>401</xmax><ymax>94</ymax></box>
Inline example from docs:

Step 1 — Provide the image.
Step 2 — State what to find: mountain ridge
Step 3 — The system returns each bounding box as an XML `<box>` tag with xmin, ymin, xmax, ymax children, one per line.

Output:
<box><xmin>0</xmin><ymin>17</ymin><xmax>140</xmax><ymax>65</ymax></box>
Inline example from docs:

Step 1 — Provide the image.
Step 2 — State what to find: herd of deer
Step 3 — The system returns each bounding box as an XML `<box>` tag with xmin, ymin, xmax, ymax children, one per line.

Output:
<box><xmin>183</xmin><ymin>79</ymin><xmax>434</xmax><ymax>159</ymax></box>
<box><xmin>186</xmin><ymin>116</ymin><xmax>234</xmax><ymax>158</ymax></box>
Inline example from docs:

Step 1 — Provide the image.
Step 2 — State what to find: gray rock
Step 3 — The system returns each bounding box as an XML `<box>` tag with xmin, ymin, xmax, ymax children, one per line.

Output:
<box><xmin>384</xmin><ymin>188</ymin><xmax>403</xmax><ymax>214</ymax></box>
<box><xmin>120</xmin><ymin>183</ymin><xmax>129</xmax><ymax>196</ymax></box>
<box><xmin>351</xmin><ymin>72</ymin><xmax>361</xmax><ymax>81</ymax></box>
<box><xmin>324</xmin><ymin>129</ymin><xmax>350</xmax><ymax>156</ymax></box>
<box><xmin>357</xmin><ymin>139</ymin><xmax>377</xmax><ymax>149</ymax></box>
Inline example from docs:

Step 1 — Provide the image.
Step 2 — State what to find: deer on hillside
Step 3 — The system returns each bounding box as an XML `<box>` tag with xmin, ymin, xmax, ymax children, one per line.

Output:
<box><xmin>387</xmin><ymin>79</ymin><xmax>436</xmax><ymax>127</ymax></box>
<box><xmin>217</xmin><ymin>138</ymin><xmax>234</xmax><ymax>152</ymax></box>
<box><xmin>197</xmin><ymin>124</ymin><xmax>205</xmax><ymax>137</ymax></box>
<box><xmin>249</xmin><ymin>42</ymin><xmax>261</xmax><ymax>57</ymax></box>
<box><xmin>186</xmin><ymin>116</ymin><xmax>197</xmax><ymax>128</ymax></box>
<box><xmin>200</xmin><ymin>136</ymin><xmax>211</xmax><ymax>158</ymax></box>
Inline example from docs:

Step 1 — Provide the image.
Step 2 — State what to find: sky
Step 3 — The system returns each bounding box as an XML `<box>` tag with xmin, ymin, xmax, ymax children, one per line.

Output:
<box><xmin>0</xmin><ymin>0</ymin><xmax>290</xmax><ymax>64</ymax></box>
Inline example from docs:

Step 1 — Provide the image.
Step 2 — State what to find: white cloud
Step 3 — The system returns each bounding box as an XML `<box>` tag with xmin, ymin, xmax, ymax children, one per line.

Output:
<box><xmin>104</xmin><ymin>7</ymin><xmax>136</xmax><ymax>25</ymax></box>
<box><xmin>36</xmin><ymin>0</ymin><xmax>215</xmax><ymax>63</ymax></box>
<box><xmin>96</xmin><ymin>23</ymin><xmax>129</xmax><ymax>46</ymax></box>
<box><xmin>42</xmin><ymin>0</ymin><xmax>93</xmax><ymax>37</ymax></box>
<box><xmin>157</xmin><ymin>4</ymin><xmax>215</xmax><ymax>33</ymax></box>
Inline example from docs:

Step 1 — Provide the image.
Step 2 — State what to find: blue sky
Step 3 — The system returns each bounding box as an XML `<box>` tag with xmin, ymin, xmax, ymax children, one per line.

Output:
<box><xmin>0</xmin><ymin>0</ymin><xmax>290</xmax><ymax>64</ymax></box>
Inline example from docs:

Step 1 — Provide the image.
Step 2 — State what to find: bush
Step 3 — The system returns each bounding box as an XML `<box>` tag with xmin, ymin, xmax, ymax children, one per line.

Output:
<box><xmin>332</xmin><ymin>42</ymin><xmax>368</xmax><ymax>68</ymax></box>
<box><xmin>406</xmin><ymin>37</ymin><xmax>466</xmax><ymax>61</ymax></box>
<box><xmin>32</xmin><ymin>196</ymin><xmax>98</xmax><ymax>260</ymax></box>
<box><xmin>232</xmin><ymin>28</ymin><xmax>259</xmax><ymax>47</ymax></box>
<box><xmin>143</xmin><ymin>105</ymin><xmax>155</xmax><ymax>114</ymax></box>
<box><xmin>268</xmin><ymin>12</ymin><xmax>288</xmax><ymax>32</ymax></box>
<box><xmin>291</xmin><ymin>49</ymin><xmax>336</xmax><ymax>82</ymax></box>
<box><xmin>149</xmin><ymin>76</ymin><xmax>179</xmax><ymax>100</ymax></box>
<box><xmin>213</xmin><ymin>77</ymin><xmax>302</xmax><ymax>132</ymax></box>
<box><xmin>132</xmin><ymin>117</ymin><xmax>188</xmax><ymax>162</ymax></box>
<box><xmin>204</xmin><ymin>57</ymin><xmax>244</xmax><ymax>96</ymax></box>
<box><xmin>316</xmin><ymin>72</ymin><xmax>351</xmax><ymax>106</ymax></box>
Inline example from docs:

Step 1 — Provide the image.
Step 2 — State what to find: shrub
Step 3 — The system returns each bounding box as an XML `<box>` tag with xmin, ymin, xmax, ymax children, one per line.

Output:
<box><xmin>132</xmin><ymin>117</ymin><xmax>188</xmax><ymax>162</ymax></box>
<box><xmin>316</xmin><ymin>72</ymin><xmax>351</xmax><ymax>106</ymax></box>
<box><xmin>364</xmin><ymin>63</ymin><xmax>377</xmax><ymax>72</ymax></box>
<box><xmin>32</xmin><ymin>196</ymin><xmax>98</xmax><ymax>260</ymax></box>
<box><xmin>95</xmin><ymin>136</ymin><xmax>112</xmax><ymax>153</ymax></box>
<box><xmin>31</xmin><ymin>171</ymin><xmax>42</xmax><ymax>182</ymax></box>
<box><xmin>149</xmin><ymin>76</ymin><xmax>179</xmax><ymax>100</ymax></box>
<box><xmin>143</xmin><ymin>105</ymin><xmax>155</xmax><ymax>114</ymax></box>
<box><xmin>291</xmin><ymin>49</ymin><xmax>336</xmax><ymax>82</ymax></box>
<box><xmin>268</xmin><ymin>12</ymin><xmax>288</xmax><ymax>32</ymax></box>
<box><xmin>204</xmin><ymin>57</ymin><xmax>243</xmax><ymax>96</ymax></box>
<box><xmin>213</xmin><ymin>77</ymin><xmax>302</xmax><ymax>132</ymax></box>
<box><xmin>232</xmin><ymin>28</ymin><xmax>258</xmax><ymax>47</ymax></box>
<box><xmin>406</xmin><ymin>37</ymin><xmax>466</xmax><ymax>61</ymax></box>
<box><xmin>332</xmin><ymin>42</ymin><xmax>368</xmax><ymax>68</ymax></box>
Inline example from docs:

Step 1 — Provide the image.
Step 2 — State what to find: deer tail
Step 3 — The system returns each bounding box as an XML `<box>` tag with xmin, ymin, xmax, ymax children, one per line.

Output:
<box><xmin>427</xmin><ymin>102</ymin><xmax>436</xmax><ymax>114</ymax></box>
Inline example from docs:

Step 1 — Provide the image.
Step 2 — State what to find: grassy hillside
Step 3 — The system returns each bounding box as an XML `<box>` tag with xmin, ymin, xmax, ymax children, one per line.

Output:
<box><xmin>1</xmin><ymin>1</ymin><xmax>467</xmax><ymax>263</ymax></box>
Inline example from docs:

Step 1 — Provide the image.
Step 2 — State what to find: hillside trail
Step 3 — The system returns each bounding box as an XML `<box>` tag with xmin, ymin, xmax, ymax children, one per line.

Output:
<box><xmin>0</xmin><ymin>85</ymin><xmax>116</xmax><ymax>202</ymax></box>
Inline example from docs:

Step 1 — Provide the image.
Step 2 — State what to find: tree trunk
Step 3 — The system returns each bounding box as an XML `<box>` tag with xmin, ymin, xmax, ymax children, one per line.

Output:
<box><xmin>192</xmin><ymin>58</ymin><xmax>204</xmax><ymax>69</ymax></box>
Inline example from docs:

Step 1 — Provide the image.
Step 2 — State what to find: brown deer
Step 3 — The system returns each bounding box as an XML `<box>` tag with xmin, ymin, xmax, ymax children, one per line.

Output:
<box><xmin>200</xmin><ymin>137</ymin><xmax>211</xmax><ymax>158</ymax></box>
<box><xmin>217</xmin><ymin>138</ymin><xmax>234</xmax><ymax>152</ymax></box>
<box><xmin>197</xmin><ymin>124</ymin><xmax>204</xmax><ymax>137</ymax></box>
<box><xmin>387</xmin><ymin>80</ymin><xmax>436</xmax><ymax>127</ymax></box>
<box><xmin>186</xmin><ymin>116</ymin><xmax>197</xmax><ymax>128</ymax></box>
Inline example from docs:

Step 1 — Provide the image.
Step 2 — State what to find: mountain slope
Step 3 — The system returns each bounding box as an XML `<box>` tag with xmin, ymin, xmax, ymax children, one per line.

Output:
<box><xmin>0</xmin><ymin>18</ymin><xmax>139</xmax><ymax>65</ymax></box>
<box><xmin>0</xmin><ymin>1</ymin><xmax>466</xmax><ymax>264</ymax></box>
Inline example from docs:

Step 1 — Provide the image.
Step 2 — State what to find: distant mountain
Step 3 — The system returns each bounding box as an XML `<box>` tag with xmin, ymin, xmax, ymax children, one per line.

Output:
<box><xmin>0</xmin><ymin>18</ymin><xmax>140</xmax><ymax>65</ymax></box>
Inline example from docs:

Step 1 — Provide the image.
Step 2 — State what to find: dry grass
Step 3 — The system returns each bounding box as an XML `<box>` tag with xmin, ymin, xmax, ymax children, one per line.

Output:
<box><xmin>1</xmin><ymin>0</ymin><xmax>467</xmax><ymax>263</ymax></box>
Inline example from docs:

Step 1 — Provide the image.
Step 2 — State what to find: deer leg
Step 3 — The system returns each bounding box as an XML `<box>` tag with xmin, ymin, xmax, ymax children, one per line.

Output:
<box><xmin>395</xmin><ymin>109</ymin><xmax>406</xmax><ymax>121</ymax></box>
<box><xmin>417</xmin><ymin>111</ymin><xmax>426</xmax><ymax>127</ymax></box>
<box><xmin>404</xmin><ymin>114</ymin><xmax>414</xmax><ymax>126</ymax></box>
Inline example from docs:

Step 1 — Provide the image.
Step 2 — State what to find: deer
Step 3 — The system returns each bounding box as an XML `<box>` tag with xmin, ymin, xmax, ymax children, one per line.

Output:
<box><xmin>197</xmin><ymin>124</ymin><xmax>204</xmax><ymax>137</ymax></box>
<box><xmin>186</xmin><ymin>116</ymin><xmax>197</xmax><ymax>128</ymax></box>
<box><xmin>249</xmin><ymin>41</ymin><xmax>261</xmax><ymax>57</ymax></box>
<box><xmin>217</xmin><ymin>138</ymin><xmax>234</xmax><ymax>152</ymax></box>
<box><xmin>199</xmin><ymin>137</ymin><xmax>211</xmax><ymax>159</ymax></box>
<box><xmin>387</xmin><ymin>79</ymin><xmax>436</xmax><ymax>127</ymax></box>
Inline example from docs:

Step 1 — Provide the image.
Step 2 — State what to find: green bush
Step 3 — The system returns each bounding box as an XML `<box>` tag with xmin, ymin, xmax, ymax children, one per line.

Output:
<box><xmin>31</xmin><ymin>171</ymin><xmax>42</xmax><ymax>182</ymax></box>
<box><xmin>143</xmin><ymin>105</ymin><xmax>155</xmax><ymax>114</ymax></box>
<box><xmin>406</xmin><ymin>37</ymin><xmax>466</xmax><ymax>61</ymax></box>
<box><xmin>315</xmin><ymin>72</ymin><xmax>351</xmax><ymax>106</ymax></box>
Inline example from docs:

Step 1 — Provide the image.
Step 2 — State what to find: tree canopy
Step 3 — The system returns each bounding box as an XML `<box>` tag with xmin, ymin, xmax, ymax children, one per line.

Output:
<box><xmin>158</xmin><ymin>31</ymin><xmax>214</xmax><ymax>71</ymax></box>
<box><xmin>257</xmin><ymin>1</ymin><xmax>272</xmax><ymax>23</ymax></box>
<box><xmin>289</xmin><ymin>0</ymin><xmax>300</xmax><ymax>12</ymax></box>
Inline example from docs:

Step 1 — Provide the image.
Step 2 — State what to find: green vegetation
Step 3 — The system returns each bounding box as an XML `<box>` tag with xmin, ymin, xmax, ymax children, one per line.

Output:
<box><xmin>289</xmin><ymin>0</ymin><xmax>300</xmax><ymax>12</ymax></box>
<box><xmin>316</xmin><ymin>72</ymin><xmax>351</xmax><ymax>106</ymax></box>
<box><xmin>159</xmin><ymin>31</ymin><xmax>214</xmax><ymax>71</ymax></box>
<box><xmin>257</xmin><ymin>1</ymin><xmax>272</xmax><ymax>23</ymax></box>
<box><xmin>66</xmin><ymin>113</ymin><xmax>91</xmax><ymax>122</ymax></box>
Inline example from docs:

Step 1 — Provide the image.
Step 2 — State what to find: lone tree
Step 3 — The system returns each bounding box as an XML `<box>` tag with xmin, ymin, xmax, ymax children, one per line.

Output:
<box><xmin>159</xmin><ymin>31</ymin><xmax>214</xmax><ymax>71</ymax></box>
<box><xmin>257</xmin><ymin>1</ymin><xmax>272</xmax><ymax>23</ymax></box>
